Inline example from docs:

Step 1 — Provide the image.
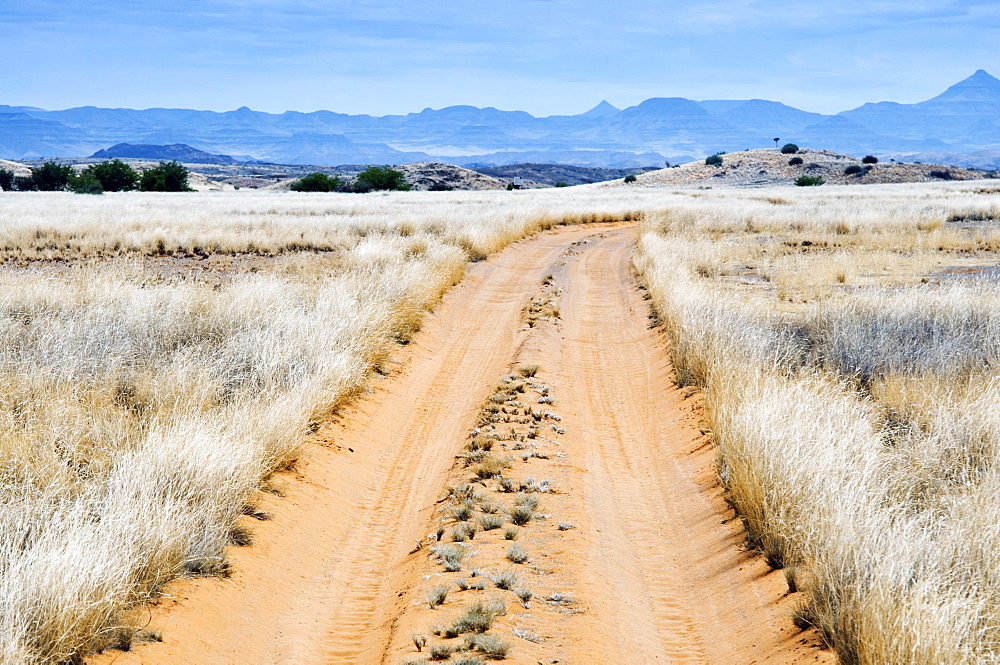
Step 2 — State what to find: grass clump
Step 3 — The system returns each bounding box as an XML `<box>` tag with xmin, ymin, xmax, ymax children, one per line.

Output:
<box><xmin>517</xmin><ymin>365</ymin><xmax>541</xmax><ymax>378</ymax></box>
<box><xmin>427</xmin><ymin>584</ymin><xmax>451</xmax><ymax>608</ymax></box>
<box><xmin>452</xmin><ymin>522</ymin><xmax>478</xmax><ymax>542</ymax></box>
<box><xmin>503</xmin><ymin>526</ymin><xmax>519</xmax><ymax>540</ymax></box>
<box><xmin>472</xmin><ymin>455</ymin><xmax>512</xmax><ymax>480</ymax></box>
<box><xmin>509</xmin><ymin>506</ymin><xmax>534</xmax><ymax>525</ymax></box>
<box><xmin>475</xmin><ymin>634</ymin><xmax>510</xmax><ymax>660</ymax></box>
<box><xmin>478</xmin><ymin>514</ymin><xmax>505</xmax><ymax>531</ymax></box>
<box><xmin>452</xmin><ymin>597</ymin><xmax>507</xmax><ymax>634</ymax></box>
<box><xmin>427</xmin><ymin>643</ymin><xmax>454</xmax><ymax>660</ymax></box>
<box><xmin>433</xmin><ymin>544</ymin><xmax>468</xmax><ymax>572</ymax></box>
<box><xmin>506</xmin><ymin>544</ymin><xmax>529</xmax><ymax>564</ymax></box>
<box><xmin>489</xmin><ymin>569</ymin><xmax>520</xmax><ymax>590</ymax></box>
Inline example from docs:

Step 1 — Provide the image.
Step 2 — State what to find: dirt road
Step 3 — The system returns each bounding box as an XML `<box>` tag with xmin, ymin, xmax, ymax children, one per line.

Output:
<box><xmin>93</xmin><ymin>223</ymin><xmax>829</xmax><ymax>664</ymax></box>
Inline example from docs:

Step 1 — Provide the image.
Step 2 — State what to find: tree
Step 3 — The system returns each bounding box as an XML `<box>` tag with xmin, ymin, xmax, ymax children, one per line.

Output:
<box><xmin>705</xmin><ymin>153</ymin><xmax>724</xmax><ymax>167</ymax></box>
<box><xmin>356</xmin><ymin>165</ymin><xmax>410</xmax><ymax>191</ymax></box>
<box><xmin>139</xmin><ymin>161</ymin><xmax>193</xmax><ymax>192</ymax></box>
<box><xmin>291</xmin><ymin>172</ymin><xmax>341</xmax><ymax>192</ymax></box>
<box><xmin>862</xmin><ymin>155</ymin><xmax>878</xmax><ymax>164</ymax></box>
<box><xmin>13</xmin><ymin>176</ymin><xmax>36</xmax><ymax>191</ymax></box>
<box><xmin>0</xmin><ymin>169</ymin><xmax>14</xmax><ymax>191</ymax></box>
<box><xmin>31</xmin><ymin>161</ymin><xmax>74</xmax><ymax>191</ymax></box>
<box><xmin>83</xmin><ymin>160</ymin><xmax>139</xmax><ymax>191</ymax></box>
<box><xmin>623</xmin><ymin>174</ymin><xmax>637</xmax><ymax>183</ymax></box>
<box><xmin>69</xmin><ymin>173</ymin><xmax>104</xmax><ymax>195</ymax></box>
<box><xmin>780</xmin><ymin>143</ymin><xmax>799</xmax><ymax>154</ymax></box>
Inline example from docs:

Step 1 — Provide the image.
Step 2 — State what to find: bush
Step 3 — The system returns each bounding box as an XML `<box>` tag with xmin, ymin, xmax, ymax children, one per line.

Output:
<box><xmin>554</xmin><ymin>181</ymin><xmax>569</xmax><ymax>188</ymax></box>
<box><xmin>83</xmin><ymin>160</ymin><xmax>139</xmax><ymax>191</ymax></box>
<box><xmin>929</xmin><ymin>169</ymin><xmax>954</xmax><ymax>180</ymax></box>
<box><xmin>623</xmin><ymin>174</ymin><xmax>637</xmax><ymax>183</ymax></box>
<box><xmin>0</xmin><ymin>169</ymin><xmax>14</xmax><ymax>191</ymax></box>
<box><xmin>844</xmin><ymin>164</ymin><xmax>864</xmax><ymax>175</ymax></box>
<box><xmin>795</xmin><ymin>175</ymin><xmax>825</xmax><ymax>187</ymax></box>
<box><xmin>862</xmin><ymin>155</ymin><xmax>878</xmax><ymax>164</ymax></box>
<box><xmin>69</xmin><ymin>174</ymin><xmax>104</xmax><ymax>195</ymax></box>
<box><xmin>781</xmin><ymin>143</ymin><xmax>799</xmax><ymax>154</ymax></box>
<box><xmin>31</xmin><ymin>161</ymin><xmax>74</xmax><ymax>191</ymax></box>
<box><xmin>139</xmin><ymin>161</ymin><xmax>193</xmax><ymax>192</ymax></box>
<box><xmin>13</xmin><ymin>176</ymin><xmax>36</xmax><ymax>191</ymax></box>
<box><xmin>290</xmin><ymin>172</ymin><xmax>341</xmax><ymax>192</ymax></box>
<box><xmin>356</xmin><ymin>165</ymin><xmax>410</xmax><ymax>191</ymax></box>
<box><xmin>788</xmin><ymin>157</ymin><xmax>804</xmax><ymax>166</ymax></box>
<box><xmin>705</xmin><ymin>153</ymin><xmax>724</xmax><ymax>167</ymax></box>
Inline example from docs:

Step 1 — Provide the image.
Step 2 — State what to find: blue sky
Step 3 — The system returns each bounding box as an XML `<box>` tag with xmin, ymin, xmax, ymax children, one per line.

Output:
<box><xmin>2</xmin><ymin>1</ymin><xmax>998</xmax><ymax>115</ymax></box>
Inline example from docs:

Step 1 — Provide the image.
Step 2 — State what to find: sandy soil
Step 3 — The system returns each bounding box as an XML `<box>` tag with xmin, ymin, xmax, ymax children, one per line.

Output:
<box><xmin>90</xmin><ymin>222</ymin><xmax>832</xmax><ymax>664</ymax></box>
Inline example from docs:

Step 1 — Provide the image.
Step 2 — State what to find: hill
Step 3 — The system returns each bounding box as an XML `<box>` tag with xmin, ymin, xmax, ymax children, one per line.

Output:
<box><xmin>603</xmin><ymin>149</ymin><xmax>990</xmax><ymax>189</ymax></box>
<box><xmin>472</xmin><ymin>163</ymin><xmax>660</xmax><ymax>186</ymax></box>
<box><xmin>90</xmin><ymin>143</ymin><xmax>240</xmax><ymax>164</ymax></box>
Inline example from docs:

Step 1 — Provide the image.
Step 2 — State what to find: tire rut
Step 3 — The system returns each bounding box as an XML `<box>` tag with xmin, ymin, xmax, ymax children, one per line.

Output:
<box><xmin>90</xmin><ymin>222</ymin><xmax>830</xmax><ymax>665</ymax></box>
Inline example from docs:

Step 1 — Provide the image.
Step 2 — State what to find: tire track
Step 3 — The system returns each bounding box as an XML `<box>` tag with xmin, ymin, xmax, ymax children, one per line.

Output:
<box><xmin>90</xmin><ymin>222</ymin><xmax>829</xmax><ymax>665</ymax></box>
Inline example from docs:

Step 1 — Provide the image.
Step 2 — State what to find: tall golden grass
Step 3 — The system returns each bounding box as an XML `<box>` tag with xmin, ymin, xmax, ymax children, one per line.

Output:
<box><xmin>635</xmin><ymin>180</ymin><xmax>1000</xmax><ymax>664</ymax></box>
<box><xmin>0</xmin><ymin>189</ymin><xmax>643</xmax><ymax>663</ymax></box>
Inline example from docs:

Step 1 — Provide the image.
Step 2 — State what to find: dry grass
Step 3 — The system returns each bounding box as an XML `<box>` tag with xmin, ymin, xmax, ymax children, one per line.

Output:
<box><xmin>0</xmin><ymin>189</ymin><xmax>649</xmax><ymax>663</ymax></box>
<box><xmin>634</xmin><ymin>179</ymin><xmax>1000</xmax><ymax>664</ymax></box>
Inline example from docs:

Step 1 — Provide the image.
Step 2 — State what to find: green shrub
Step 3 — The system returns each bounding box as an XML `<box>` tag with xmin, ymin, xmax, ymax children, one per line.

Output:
<box><xmin>83</xmin><ymin>160</ymin><xmax>139</xmax><ymax>191</ymax></box>
<box><xmin>788</xmin><ymin>157</ymin><xmax>804</xmax><ymax>166</ymax></box>
<box><xmin>780</xmin><ymin>143</ymin><xmax>799</xmax><ymax>154</ymax></box>
<box><xmin>69</xmin><ymin>174</ymin><xmax>104</xmax><ymax>195</ymax></box>
<box><xmin>290</xmin><ymin>172</ymin><xmax>341</xmax><ymax>192</ymax></box>
<box><xmin>31</xmin><ymin>161</ymin><xmax>74</xmax><ymax>191</ymax></box>
<box><xmin>139</xmin><ymin>161</ymin><xmax>193</xmax><ymax>192</ymax></box>
<box><xmin>0</xmin><ymin>169</ymin><xmax>14</xmax><ymax>191</ymax></box>
<box><xmin>844</xmin><ymin>164</ymin><xmax>863</xmax><ymax>175</ymax></box>
<box><xmin>554</xmin><ymin>181</ymin><xmax>569</xmax><ymax>187</ymax></box>
<box><xmin>794</xmin><ymin>175</ymin><xmax>825</xmax><ymax>187</ymax></box>
<box><xmin>356</xmin><ymin>165</ymin><xmax>410</xmax><ymax>191</ymax></box>
<box><xmin>623</xmin><ymin>174</ymin><xmax>637</xmax><ymax>183</ymax></box>
<box><xmin>705</xmin><ymin>153</ymin><xmax>724</xmax><ymax>167</ymax></box>
<box><xmin>862</xmin><ymin>155</ymin><xmax>878</xmax><ymax>164</ymax></box>
<box><xmin>929</xmin><ymin>169</ymin><xmax>954</xmax><ymax>180</ymax></box>
<box><xmin>13</xmin><ymin>176</ymin><xmax>36</xmax><ymax>191</ymax></box>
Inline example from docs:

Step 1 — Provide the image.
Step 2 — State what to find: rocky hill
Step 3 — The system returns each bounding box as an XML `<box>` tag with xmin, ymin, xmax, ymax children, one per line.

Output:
<box><xmin>90</xmin><ymin>143</ymin><xmax>240</xmax><ymax>164</ymax></box>
<box><xmin>395</xmin><ymin>163</ymin><xmax>505</xmax><ymax>190</ymax></box>
<box><xmin>472</xmin><ymin>163</ymin><xmax>660</xmax><ymax>186</ymax></box>
<box><xmin>602</xmin><ymin>149</ymin><xmax>991</xmax><ymax>189</ymax></box>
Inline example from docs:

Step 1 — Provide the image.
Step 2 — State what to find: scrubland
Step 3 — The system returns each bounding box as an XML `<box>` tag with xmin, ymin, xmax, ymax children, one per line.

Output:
<box><xmin>0</xmin><ymin>190</ymin><xmax>641</xmax><ymax>664</ymax></box>
<box><xmin>634</xmin><ymin>181</ymin><xmax>1000</xmax><ymax>664</ymax></box>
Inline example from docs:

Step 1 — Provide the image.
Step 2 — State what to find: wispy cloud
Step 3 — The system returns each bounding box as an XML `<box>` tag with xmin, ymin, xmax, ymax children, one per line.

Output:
<box><xmin>1</xmin><ymin>1</ymin><xmax>997</xmax><ymax>114</ymax></box>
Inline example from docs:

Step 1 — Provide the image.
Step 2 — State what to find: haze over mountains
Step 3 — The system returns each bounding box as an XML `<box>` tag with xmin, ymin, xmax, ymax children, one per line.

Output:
<box><xmin>2</xmin><ymin>70</ymin><xmax>999</xmax><ymax>169</ymax></box>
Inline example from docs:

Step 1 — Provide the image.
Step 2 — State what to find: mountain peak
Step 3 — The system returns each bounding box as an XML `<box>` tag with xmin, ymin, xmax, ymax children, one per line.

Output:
<box><xmin>927</xmin><ymin>69</ymin><xmax>1000</xmax><ymax>103</ymax></box>
<box><xmin>580</xmin><ymin>100</ymin><xmax>620</xmax><ymax>118</ymax></box>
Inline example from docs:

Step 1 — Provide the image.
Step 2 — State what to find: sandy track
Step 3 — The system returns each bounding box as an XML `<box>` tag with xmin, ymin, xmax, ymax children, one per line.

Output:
<box><xmin>92</xmin><ymin>223</ymin><xmax>828</xmax><ymax>665</ymax></box>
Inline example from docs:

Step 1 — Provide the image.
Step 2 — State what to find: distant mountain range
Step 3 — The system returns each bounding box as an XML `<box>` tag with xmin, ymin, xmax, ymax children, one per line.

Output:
<box><xmin>2</xmin><ymin>70</ymin><xmax>999</xmax><ymax>169</ymax></box>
